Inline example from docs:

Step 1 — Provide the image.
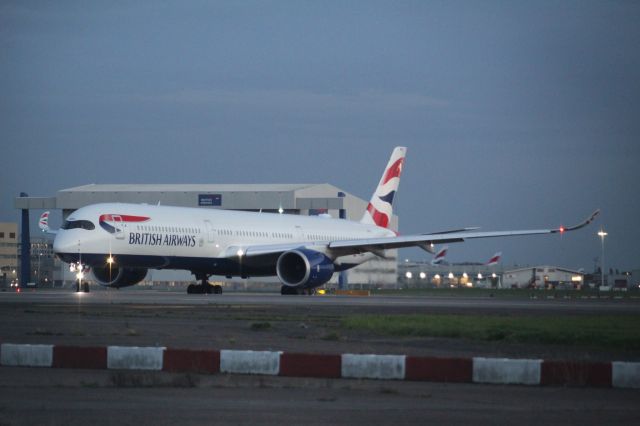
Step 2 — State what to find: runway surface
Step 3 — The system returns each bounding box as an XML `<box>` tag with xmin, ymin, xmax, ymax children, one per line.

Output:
<box><xmin>1</xmin><ymin>289</ymin><xmax>638</xmax><ymax>425</ymax></box>
<box><xmin>1</xmin><ymin>288</ymin><xmax>639</xmax><ymax>315</ymax></box>
<box><xmin>1</xmin><ymin>288</ymin><xmax>639</xmax><ymax>362</ymax></box>
<box><xmin>2</xmin><ymin>367</ymin><xmax>638</xmax><ymax>426</ymax></box>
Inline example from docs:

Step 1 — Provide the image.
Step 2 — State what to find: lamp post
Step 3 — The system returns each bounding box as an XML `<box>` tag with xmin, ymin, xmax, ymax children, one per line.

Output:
<box><xmin>37</xmin><ymin>249</ymin><xmax>41</xmax><ymax>285</ymax></box>
<box><xmin>597</xmin><ymin>229</ymin><xmax>607</xmax><ymax>288</ymax></box>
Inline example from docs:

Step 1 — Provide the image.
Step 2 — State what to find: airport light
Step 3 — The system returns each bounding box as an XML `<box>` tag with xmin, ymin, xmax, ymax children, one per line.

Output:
<box><xmin>405</xmin><ymin>271</ymin><xmax>413</xmax><ymax>279</ymax></box>
<box><xmin>477</xmin><ymin>273</ymin><xmax>483</xmax><ymax>279</ymax></box>
<box><xmin>598</xmin><ymin>229</ymin><xmax>608</xmax><ymax>288</ymax></box>
<box><xmin>448</xmin><ymin>272</ymin><xmax>454</xmax><ymax>279</ymax></box>
<box><xmin>434</xmin><ymin>274</ymin><xmax>441</xmax><ymax>280</ymax></box>
<box><xmin>107</xmin><ymin>255</ymin><xmax>114</xmax><ymax>265</ymax></box>
<box><xmin>419</xmin><ymin>272</ymin><xmax>426</xmax><ymax>279</ymax></box>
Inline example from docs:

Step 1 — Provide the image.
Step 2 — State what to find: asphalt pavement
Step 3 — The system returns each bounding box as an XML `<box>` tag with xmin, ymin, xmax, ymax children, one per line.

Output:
<box><xmin>1</xmin><ymin>367</ymin><xmax>638</xmax><ymax>426</ymax></box>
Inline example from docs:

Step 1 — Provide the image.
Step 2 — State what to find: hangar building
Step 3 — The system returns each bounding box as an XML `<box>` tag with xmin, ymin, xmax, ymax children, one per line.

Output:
<box><xmin>15</xmin><ymin>184</ymin><xmax>398</xmax><ymax>288</ymax></box>
<box><xmin>502</xmin><ymin>266</ymin><xmax>584</xmax><ymax>289</ymax></box>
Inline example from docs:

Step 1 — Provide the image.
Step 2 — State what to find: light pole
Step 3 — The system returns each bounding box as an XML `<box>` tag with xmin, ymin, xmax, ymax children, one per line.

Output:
<box><xmin>37</xmin><ymin>249</ymin><xmax>41</xmax><ymax>285</ymax></box>
<box><xmin>597</xmin><ymin>229</ymin><xmax>607</xmax><ymax>288</ymax></box>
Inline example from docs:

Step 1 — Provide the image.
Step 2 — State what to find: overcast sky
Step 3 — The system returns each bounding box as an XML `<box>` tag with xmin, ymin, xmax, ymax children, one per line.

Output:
<box><xmin>1</xmin><ymin>1</ymin><xmax>639</xmax><ymax>271</ymax></box>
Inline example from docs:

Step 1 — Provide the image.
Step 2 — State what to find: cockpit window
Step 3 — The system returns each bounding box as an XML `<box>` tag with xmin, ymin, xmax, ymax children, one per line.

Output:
<box><xmin>61</xmin><ymin>220</ymin><xmax>95</xmax><ymax>231</ymax></box>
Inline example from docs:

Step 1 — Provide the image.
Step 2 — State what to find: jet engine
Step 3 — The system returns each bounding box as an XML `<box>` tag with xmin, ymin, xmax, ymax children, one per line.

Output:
<box><xmin>276</xmin><ymin>249</ymin><xmax>335</xmax><ymax>290</ymax></box>
<box><xmin>92</xmin><ymin>264</ymin><xmax>148</xmax><ymax>288</ymax></box>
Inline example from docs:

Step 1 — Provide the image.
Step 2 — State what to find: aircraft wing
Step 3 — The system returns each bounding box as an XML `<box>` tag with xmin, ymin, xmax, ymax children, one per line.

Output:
<box><xmin>229</xmin><ymin>209</ymin><xmax>599</xmax><ymax>261</ymax></box>
<box><xmin>329</xmin><ymin>209</ymin><xmax>600</xmax><ymax>255</ymax></box>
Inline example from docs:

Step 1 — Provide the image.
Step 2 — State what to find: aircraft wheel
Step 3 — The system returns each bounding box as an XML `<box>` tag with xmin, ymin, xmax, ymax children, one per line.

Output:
<box><xmin>213</xmin><ymin>285</ymin><xmax>223</xmax><ymax>294</ymax></box>
<box><xmin>75</xmin><ymin>281</ymin><xmax>80</xmax><ymax>292</ymax></box>
<box><xmin>187</xmin><ymin>284</ymin><xmax>195</xmax><ymax>294</ymax></box>
<box><xmin>205</xmin><ymin>285</ymin><xmax>213</xmax><ymax>294</ymax></box>
<box><xmin>83</xmin><ymin>282</ymin><xmax>90</xmax><ymax>293</ymax></box>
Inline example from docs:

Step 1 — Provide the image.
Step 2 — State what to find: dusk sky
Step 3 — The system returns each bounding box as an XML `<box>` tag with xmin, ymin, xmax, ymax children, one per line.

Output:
<box><xmin>2</xmin><ymin>1</ymin><xmax>639</xmax><ymax>270</ymax></box>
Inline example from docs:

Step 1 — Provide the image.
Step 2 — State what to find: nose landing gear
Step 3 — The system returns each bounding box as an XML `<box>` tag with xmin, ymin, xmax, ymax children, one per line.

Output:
<box><xmin>75</xmin><ymin>280</ymin><xmax>90</xmax><ymax>293</ymax></box>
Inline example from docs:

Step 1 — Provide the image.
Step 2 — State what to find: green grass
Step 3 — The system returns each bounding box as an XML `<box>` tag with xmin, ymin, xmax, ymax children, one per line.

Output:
<box><xmin>342</xmin><ymin>314</ymin><xmax>640</xmax><ymax>350</ymax></box>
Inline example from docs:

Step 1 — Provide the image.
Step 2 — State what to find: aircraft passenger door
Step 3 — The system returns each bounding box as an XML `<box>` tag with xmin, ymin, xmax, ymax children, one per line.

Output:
<box><xmin>204</xmin><ymin>220</ymin><xmax>215</xmax><ymax>243</ymax></box>
<box><xmin>112</xmin><ymin>215</ymin><xmax>124</xmax><ymax>240</ymax></box>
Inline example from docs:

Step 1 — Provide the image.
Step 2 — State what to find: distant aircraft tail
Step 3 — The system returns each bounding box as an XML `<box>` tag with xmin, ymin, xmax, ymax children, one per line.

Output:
<box><xmin>38</xmin><ymin>211</ymin><xmax>57</xmax><ymax>234</ymax></box>
<box><xmin>431</xmin><ymin>246</ymin><xmax>449</xmax><ymax>265</ymax></box>
<box><xmin>486</xmin><ymin>252</ymin><xmax>502</xmax><ymax>266</ymax></box>
<box><xmin>360</xmin><ymin>147</ymin><xmax>407</xmax><ymax>229</ymax></box>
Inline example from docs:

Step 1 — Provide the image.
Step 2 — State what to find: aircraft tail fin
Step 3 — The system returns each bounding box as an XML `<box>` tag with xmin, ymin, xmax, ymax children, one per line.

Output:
<box><xmin>38</xmin><ymin>211</ymin><xmax>57</xmax><ymax>234</ymax></box>
<box><xmin>486</xmin><ymin>252</ymin><xmax>502</xmax><ymax>266</ymax></box>
<box><xmin>431</xmin><ymin>246</ymin><xmax>449</xmax><ymax>265</ymax></box>
<box><xmin>360</xmin><ymin>146</ymin><xmax>407</xmax><ymax>229</ymax></box>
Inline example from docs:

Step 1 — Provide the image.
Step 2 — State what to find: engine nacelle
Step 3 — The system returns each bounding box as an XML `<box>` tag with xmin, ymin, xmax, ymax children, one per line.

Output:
<box><xmin>276</xmin><ymin>249</ymin><xmax>335</xmax><ymax>289</ymax></box>
<box><xmin>91</xmin><ymin>265</ymin><xmax>148</xmax><ymax>288</ymax></box>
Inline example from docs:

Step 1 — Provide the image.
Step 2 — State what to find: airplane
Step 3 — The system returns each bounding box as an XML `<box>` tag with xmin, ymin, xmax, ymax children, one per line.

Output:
<box><xmin>431</xmin><ymin>246</ymin><xmax>449</xmax><ymax>265</ymax></box>
<box><xmin>486</xmin><ymin>252</ymin><xmax>502</xmax><ymax>266</ymax></box>
<box><xmin>50</xmin><ymin>147</ymin><xmax>600</xmax><ymax>295</ymax></box>
<box><xmin>38</xmin><ymin>211</ymin><xmax>55</xmax><ymax>234</ymax></box>
<box><xmin>429</xmin><ymin>248</ymin><xmax>500</xmax><ymax>267</ymax></box>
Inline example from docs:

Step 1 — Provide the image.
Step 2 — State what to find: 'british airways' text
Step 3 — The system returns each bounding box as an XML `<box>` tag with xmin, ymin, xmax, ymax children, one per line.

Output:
<box><xmin>128</xmin><ymin>233</ymin><xmax>196</xmax><ymax>247</ymax></box>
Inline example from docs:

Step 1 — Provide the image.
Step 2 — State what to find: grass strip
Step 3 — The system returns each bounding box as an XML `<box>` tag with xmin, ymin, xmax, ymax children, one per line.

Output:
<box><xmin>342</xmin><ymin>314</ymin><xmax>640</xmax><ymax>350</ymax></box>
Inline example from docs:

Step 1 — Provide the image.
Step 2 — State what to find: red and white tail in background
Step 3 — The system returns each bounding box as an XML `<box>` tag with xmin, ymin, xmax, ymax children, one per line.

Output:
<box><xmin>486</xmin><ymin>252</ymin><xmax>502</xmax><ymax>266</ymax></box>
<box><xmin>431</xmin><ymin>246</ymin><xmax>449</xmax><ymax>265</ymax></box>
<box><xmin>38</xmin><ymin>211</ymin><xmax>57</xmax><ymax>234</ymax></box>
<box><xmin>360</xmin><ymin>146</ymin><xmax>406</xmax><ymax>229</ymax></box>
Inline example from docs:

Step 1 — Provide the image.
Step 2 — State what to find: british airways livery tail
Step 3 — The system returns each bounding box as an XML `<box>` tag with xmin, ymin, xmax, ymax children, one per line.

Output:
<box><xmin>431</xmin><ymin>246</ymin><xmax>449</xmax><ymax>265</ymax></box>
<box><xmin>486</xmin><ymin>252</ymin><xmax>502</xmax><ymax>266</ymax></box>
<box><xmin>51</xmin><ymin>147</ymin><xmax>600</xmax><ymax>295</ymax></box>
<box><xmin>360</xmin><ymin>147</ymin><xmax>405</xmax><ymax>229</ymax></box>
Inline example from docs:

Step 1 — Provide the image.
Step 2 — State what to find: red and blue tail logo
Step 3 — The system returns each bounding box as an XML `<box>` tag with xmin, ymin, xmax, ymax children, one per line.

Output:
<box><xmin>38</xmin><ymin>211</ymin><xmax>49</xmax><ymax>229</ymax></box>
<box><xmin>99</xmin><ymin>214</ymin><xmax>150</xmax><ymax>234</ymax></box>
<box><xmin>431</xmin><ymin>246</ymin><xmax>448</xmax><ymax>265</ymax></box>
<box><xmin>361</xmin><ymin>147</ymin><xmax>406</xmax><ymax>229</ymax></box>
<box><xmin>486</xmin><ymin>252</ymin><xmax>502</xmax><ymax>266</ymax></box>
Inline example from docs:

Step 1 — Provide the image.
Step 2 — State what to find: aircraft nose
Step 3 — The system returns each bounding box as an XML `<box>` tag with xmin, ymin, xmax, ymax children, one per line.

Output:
<box><xmin>53</xmin><ymin>232</ymin><xmax>77</xmax><ymax>260</ymax></box>
<box><xmin>53</xmin><ymin>232</ymin><xmax>66</xmax><ymax>253</ymax></box>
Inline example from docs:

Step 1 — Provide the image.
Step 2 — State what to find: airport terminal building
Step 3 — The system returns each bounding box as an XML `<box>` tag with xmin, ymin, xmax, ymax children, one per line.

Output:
<box><xmin>15</xmin><ymin>183</ymin><xmax>398</xmax><ymax>288</ymax></box>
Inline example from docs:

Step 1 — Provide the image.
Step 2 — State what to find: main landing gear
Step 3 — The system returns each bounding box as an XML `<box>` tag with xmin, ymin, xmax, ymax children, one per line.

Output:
<box><xmin>187</xmin><ymin>274</ymin><xmax>222</xmax><ymax>294</ymax></box>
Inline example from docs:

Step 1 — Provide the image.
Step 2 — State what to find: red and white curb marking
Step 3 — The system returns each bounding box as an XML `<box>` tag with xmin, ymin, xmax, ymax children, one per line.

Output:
<box><xmin>1</xmin><ymin>343</ymin><xmax>638</xmax><ymax>389</ymax></box>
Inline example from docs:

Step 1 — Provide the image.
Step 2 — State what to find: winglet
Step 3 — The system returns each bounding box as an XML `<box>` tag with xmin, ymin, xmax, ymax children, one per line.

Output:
<box><xmin>553</xmin><ymin>209</ymin><xmax>600</xmax><ymax>233</ymax></box>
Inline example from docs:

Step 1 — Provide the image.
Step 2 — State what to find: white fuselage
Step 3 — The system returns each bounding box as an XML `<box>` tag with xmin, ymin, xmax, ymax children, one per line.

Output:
<box><xmin>53</xmin><ymin>202</ymin><xmax>393</xmax><ymax>278</ymax></box>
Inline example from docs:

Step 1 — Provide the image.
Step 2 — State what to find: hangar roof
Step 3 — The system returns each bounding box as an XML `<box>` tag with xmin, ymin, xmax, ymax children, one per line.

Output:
<box><xmin>15</xmin><ymin>183</ymin><xmax>368</xmax><ymax>216</ymax></box>
<box><xmin>60</xmin><ymin>183</ymin><xmax>316</xmax><ymax>193</ymax></box>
